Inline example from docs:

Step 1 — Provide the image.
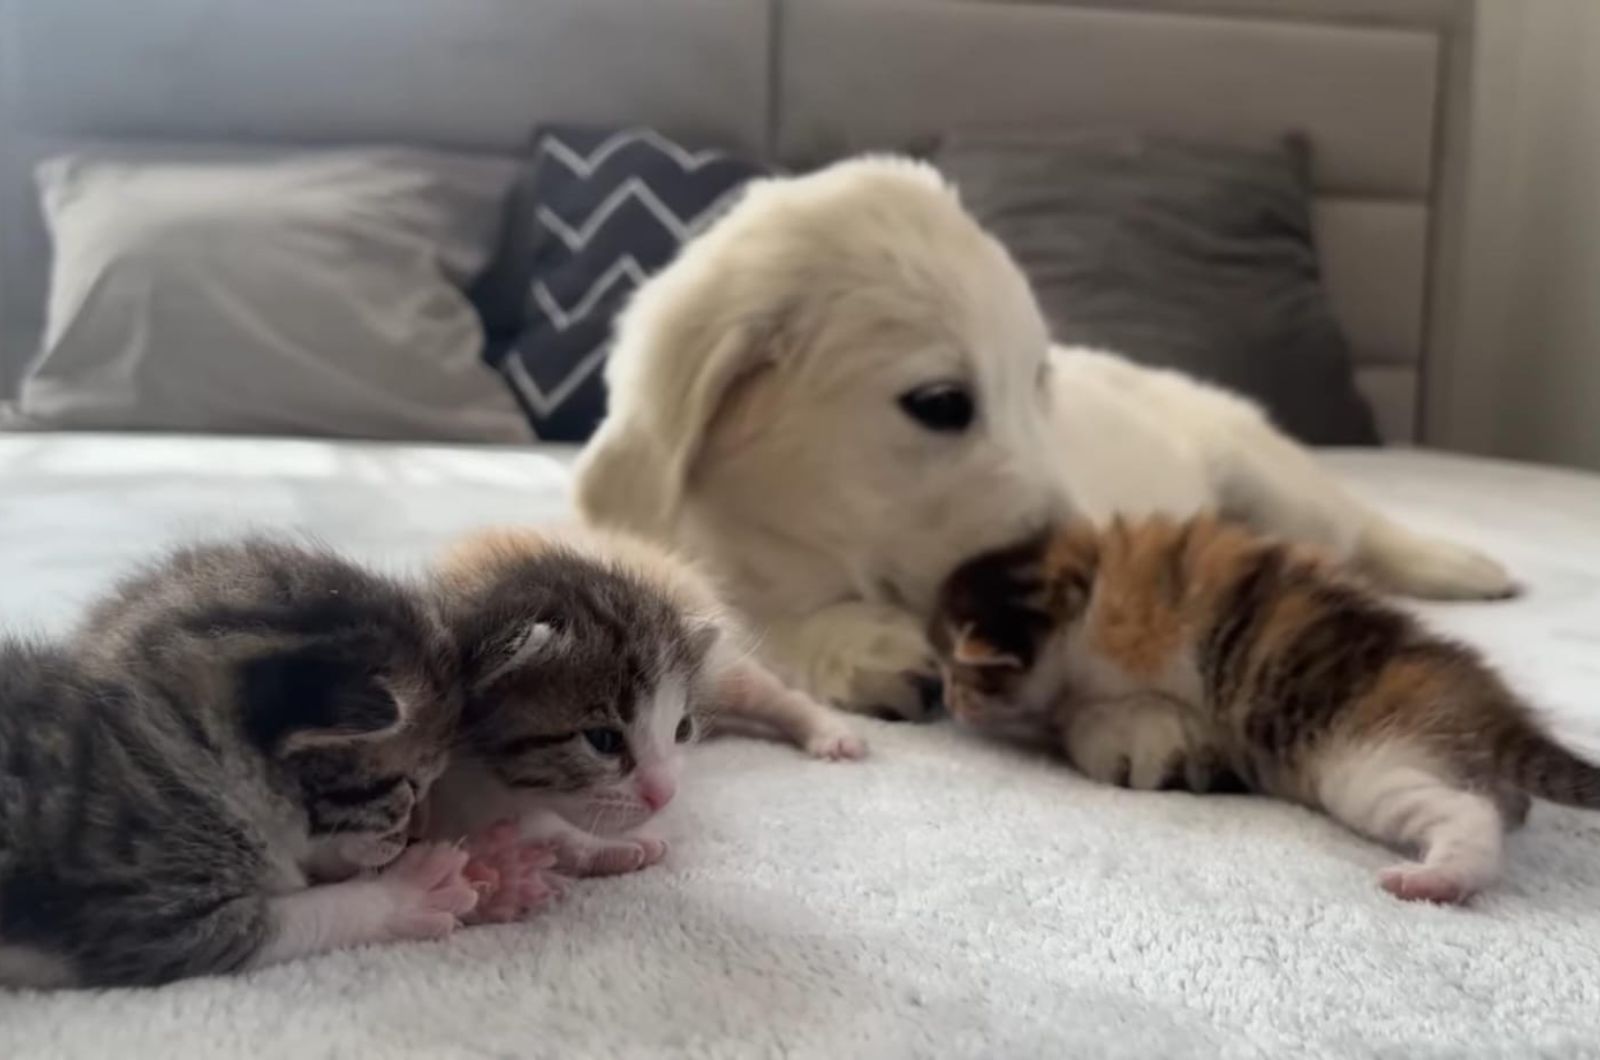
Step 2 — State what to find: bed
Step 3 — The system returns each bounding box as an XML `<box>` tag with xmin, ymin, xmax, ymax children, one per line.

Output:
<box><xmin>3</xmin><ymin>434</ymin><xmax>1600</xmax><ymax>1056</ymax></box>
<box><xmin>7</xmin><ymin>1</ymin><xmax>1600</xmax><ymax>1057</ymax></box>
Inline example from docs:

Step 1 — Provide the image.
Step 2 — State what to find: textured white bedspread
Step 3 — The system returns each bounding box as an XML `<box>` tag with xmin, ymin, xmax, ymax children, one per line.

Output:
<box><xmin>3</xmin><ymin>433</ymin><xmax>1600</xmax><ymax>1059</ymax></box>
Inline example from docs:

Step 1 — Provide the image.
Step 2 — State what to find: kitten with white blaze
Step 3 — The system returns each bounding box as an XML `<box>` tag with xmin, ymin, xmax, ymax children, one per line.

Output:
<box><xmin>425</xmin><ymin>527</ymin><xmax>863</xmax><ymax>905</ymax></box>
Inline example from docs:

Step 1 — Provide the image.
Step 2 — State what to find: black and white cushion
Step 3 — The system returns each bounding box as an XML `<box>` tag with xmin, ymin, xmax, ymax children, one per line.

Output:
<box><xmin>475</xmin><ymin>125</ymin><xmax>768</xmax><ymax>441</ymax></box>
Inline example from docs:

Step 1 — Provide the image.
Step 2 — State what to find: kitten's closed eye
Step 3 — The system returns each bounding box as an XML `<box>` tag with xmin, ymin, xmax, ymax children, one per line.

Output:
<box><xmin>583</xmin><ymin>727</ymin><xmax>625</xmax><ymax>755</ymax></box>
<box><xmin>674</xmin><ymin>717</ymin><xmax>694</xmax><ymax>743</ymax></box>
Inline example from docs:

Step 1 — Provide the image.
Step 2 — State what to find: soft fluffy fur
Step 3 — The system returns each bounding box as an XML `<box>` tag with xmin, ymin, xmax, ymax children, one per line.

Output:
<box><xmin>574</xmin><ymin>154</ymin><xmax>1516</xmax><ymax>724</ymax></box>
<box><xmin>931</xmin><ymin>516</ymin><xmax>1595</xmax><ymax>904</ymax></box>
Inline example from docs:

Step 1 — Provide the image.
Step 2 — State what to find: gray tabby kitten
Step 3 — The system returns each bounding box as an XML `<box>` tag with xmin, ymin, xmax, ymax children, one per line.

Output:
<box><xmin>0</xmin><ymin>539</ymin><xmax>473</xmax><ymax>988</ymax></box>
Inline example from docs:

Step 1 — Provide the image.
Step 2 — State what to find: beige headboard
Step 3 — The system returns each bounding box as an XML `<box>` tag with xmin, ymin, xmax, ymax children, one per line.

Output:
<box><xmin>0</xmin><ymin>0</ymin><xmax>1477</xmax><ymax>444</ymax></box>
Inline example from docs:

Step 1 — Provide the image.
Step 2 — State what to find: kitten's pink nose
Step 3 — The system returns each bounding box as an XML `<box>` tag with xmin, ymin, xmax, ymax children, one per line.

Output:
<box><xmin>637</xmin><ymin>773</ymin><xmax>676</xmax><ymax>811</ymax></box>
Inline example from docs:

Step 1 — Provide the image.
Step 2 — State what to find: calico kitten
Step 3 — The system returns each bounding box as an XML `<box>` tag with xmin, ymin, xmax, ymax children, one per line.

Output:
<box><xmin>932</xmin><ymin>515</ymin><xmax>1598</xmax><ymax>904</ymax></box>
<box><xmin>0</xmin><ymin>539</ymin><xmax>474</xmax><ymax>988</ymax></box>
<box><xmin>424</xmin><ymin>527</ymin><xmax>862</xmax><ymax>918</ymax></box>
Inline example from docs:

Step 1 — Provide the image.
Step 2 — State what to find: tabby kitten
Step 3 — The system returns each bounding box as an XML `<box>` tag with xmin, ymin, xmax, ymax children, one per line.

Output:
<box><xmin>932</xmin><ymin>515</ymin><xmax>1599</xmax><ymax>904</ymax></box>
<box><xmin>424</xmin><ymin>526</ymin><xmax>861</xmax><ymax>919</ymax></box>
<box><xmin>0</xmin><ymin>539</ymin><xmax>473</xmax><ymax>988</ymax></box>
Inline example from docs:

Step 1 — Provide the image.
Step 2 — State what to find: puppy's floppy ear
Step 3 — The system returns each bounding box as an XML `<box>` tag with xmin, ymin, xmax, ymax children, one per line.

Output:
<box><xmin>577</xmin><ymin>328</ymin><xmax>768</xmax><ymax>539</ymax></box>
<box><xmin>239</xmin><ymin>643</ymin><xmax>405</xmax><ymax>755</ymax></box>
<box><xmin>575</xmin><ymin>238</ymin><xmax>782</xmax><ymax>540</ymax></box>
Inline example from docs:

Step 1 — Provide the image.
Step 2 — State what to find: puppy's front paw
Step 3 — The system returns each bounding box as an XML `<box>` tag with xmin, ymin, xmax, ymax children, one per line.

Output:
<box><xmin>826</xmin><ymin>630</ymin><xmax>942</xmax><ymax>722</ymax></box>
<box><xmin>1065</xmin><ymin>696</ymin><xmax>1193</xmax><ymax>792</ymax></box>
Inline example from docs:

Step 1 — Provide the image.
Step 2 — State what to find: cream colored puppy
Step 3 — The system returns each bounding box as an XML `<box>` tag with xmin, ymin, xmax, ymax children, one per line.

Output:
<box><xmin>574</xmin><ymin>155</ymin><xmax>1515</xmax><ymax>727</ymax></box>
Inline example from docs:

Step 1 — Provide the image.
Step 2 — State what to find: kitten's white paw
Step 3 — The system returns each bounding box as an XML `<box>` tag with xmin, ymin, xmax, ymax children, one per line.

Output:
<box><xmin>375</xmin><ymin>842</ymin><xmax>479</xmax><ymax>938</ymax></box>
<box><xmin>1378</xmin><ymin>863</ymin><xmax>1476</xmax><ymax>905</ymax></box>
<box><xmin>805</xmin><ymin>725</ymin><xmax>868</xmax><ymax>761</ymax></box>
<box><xmin>1360</xmin><ymin>525</ymin><xmax>1519</xmax><ymax>601</ymax></box>
<box><xmin>561</xmin><ymin>835</ymin><xmax>667</xmax><ymax>877</ymax></box>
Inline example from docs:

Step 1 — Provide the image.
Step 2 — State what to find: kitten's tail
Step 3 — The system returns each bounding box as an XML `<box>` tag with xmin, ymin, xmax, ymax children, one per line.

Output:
<box><xmin>1495</xmin><ymin>719</ymin><xmax>1600</xmax><ymax>809</ymax></box>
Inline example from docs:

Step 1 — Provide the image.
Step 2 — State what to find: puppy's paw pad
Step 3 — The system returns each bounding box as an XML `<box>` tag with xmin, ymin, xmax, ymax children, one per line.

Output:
<box><xmin>1379</xmin><ymin>863</ymin><xmax>1473</xmax><ymax>905</ymax></box>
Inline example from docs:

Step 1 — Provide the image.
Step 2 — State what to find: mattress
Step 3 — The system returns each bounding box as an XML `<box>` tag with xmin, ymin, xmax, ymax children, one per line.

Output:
<box><xmin>2</xmin><ymin>432</ymin><xmax>1599</xmax><ymax>1058</ymax></box>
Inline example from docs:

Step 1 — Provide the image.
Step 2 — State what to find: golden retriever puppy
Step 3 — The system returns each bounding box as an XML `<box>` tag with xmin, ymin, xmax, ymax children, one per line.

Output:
<box><xmin>574</xmin><ymin>155</ymin><xmax>1515</xmax><ymax>732</ymax></box>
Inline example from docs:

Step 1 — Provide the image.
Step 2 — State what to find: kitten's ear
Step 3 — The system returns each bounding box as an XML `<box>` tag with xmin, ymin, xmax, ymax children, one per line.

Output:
<box><xmin>475</xmin><ymin>620</ymin><xmax>562</xmax><ymax>692</ymax></box>
<box><xmin>688</xmin><ymin>620</ymin><xmax>721</xmax><ymax>665</ymax></box>
<box><xmin>949</xmin><ymin>625</ymin><xmax>1025</xmax><ymax>670</ymax></box>
<box><xmin>240</xmin><ymin>646</ymin><xmax>404</xmax><ymax>755</ymax></box>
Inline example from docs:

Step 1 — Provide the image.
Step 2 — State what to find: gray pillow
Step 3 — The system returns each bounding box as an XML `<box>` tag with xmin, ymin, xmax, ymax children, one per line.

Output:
<box><xmin>934</xmin><ymin>131</ymin><xmax>1378</xmax><ymax>446</ymax></box>
<box><xmin>6</xmin><ymin>145</ymin><xmax>534</xmax><ymax>443</ymax></box>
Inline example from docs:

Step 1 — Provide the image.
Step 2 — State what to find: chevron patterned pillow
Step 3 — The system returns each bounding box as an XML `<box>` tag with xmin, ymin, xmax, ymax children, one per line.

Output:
<box><xmin>474</xmin><ymin>125</ymin><xmax>768</xmax><ymax>441</ymax></box>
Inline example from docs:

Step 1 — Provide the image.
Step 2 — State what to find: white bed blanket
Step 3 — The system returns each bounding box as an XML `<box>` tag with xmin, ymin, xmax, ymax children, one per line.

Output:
<box><xmin>3</xmin><ymin>433</ymin><xmax>1600</xmax><ymax>1059</ymax></box>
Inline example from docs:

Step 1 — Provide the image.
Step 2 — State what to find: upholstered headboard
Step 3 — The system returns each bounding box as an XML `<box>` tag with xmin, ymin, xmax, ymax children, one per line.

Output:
<box><xmin>0</xmin><ymin>0</ymin><xmax>1476</xmax><ymax>443</ymax></box>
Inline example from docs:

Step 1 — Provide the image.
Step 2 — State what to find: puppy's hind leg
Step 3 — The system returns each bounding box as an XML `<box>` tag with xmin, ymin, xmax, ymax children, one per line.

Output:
<box><xmin>1315</xmin><ymin>744</ymin><xmax>1507</xmax><ymax>904</ymax></box>
<box><xmin>1204</xmin><ymin>393</ymin><xmax>1516</xmax><ymax>600</ymax></box>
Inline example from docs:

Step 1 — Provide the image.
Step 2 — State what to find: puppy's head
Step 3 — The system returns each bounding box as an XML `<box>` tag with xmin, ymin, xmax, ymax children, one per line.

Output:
<box><xmin>576</xmin><ymin>155</ymin><xmax>1068</xmax><ymax>611</ymax></box>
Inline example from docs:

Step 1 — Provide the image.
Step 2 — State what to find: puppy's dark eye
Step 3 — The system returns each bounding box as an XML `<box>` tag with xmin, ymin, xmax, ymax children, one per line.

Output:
<box><xmin>582</xmin><ymin>728</ymin><xmax>625</xmax><ymax>755</ymax></box>
<box><xmin>898</xmin><ymin>382</ymin><xmax>975</xmax><ymax>433</ymax></box>
<box><xmin>674</xmin><ymin>717</ymin><xmax>694</xmax><ymax>744</ymax></box>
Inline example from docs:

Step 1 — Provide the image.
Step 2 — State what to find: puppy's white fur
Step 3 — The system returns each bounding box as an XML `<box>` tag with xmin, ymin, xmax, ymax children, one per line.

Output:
<box><xmin>575</xmin><ymin>155</ymin><xmax>1516</xmax><ymax>720</ymax></box>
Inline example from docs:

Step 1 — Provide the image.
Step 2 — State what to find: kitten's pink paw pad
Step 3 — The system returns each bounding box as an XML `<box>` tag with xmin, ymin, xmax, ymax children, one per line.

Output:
<box><xmin>1379</xmin><ymin>864</ymin><xmax>1473</xmax><ymax>905</ymax></box>
<box><xmin>376</xmin><ymin>841</ymin><xmax>479</xmax><ymax>937</ymax></box>
<box><xmin>461</xmin><ymin>832</ymin><xmax>565</xmax><ymax>924</ymax></box>
<box><xmin>471</xmin><ymin>868</ymin><xmax>564</xmax><ymax>923</ymax></box>
<box><xmin>806</xmin><ymin>727</ymin><xmax>868</xmax><ymax>761</ymax></box>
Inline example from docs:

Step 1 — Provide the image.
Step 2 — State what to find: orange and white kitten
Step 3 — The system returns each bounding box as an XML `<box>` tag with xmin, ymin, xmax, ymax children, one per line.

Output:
<box><xmin>931</xmin><ymin>515</ymin><xmax>1599</xmax><ymax>904</ymax></box>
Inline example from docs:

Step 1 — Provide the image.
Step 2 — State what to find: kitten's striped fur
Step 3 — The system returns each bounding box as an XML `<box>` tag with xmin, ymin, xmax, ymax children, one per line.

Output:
<box><xmin>0</xmin><ymin>539</ymin><xmax>473</xmax><ymax>987</ymax></box>
<box><xmin>933</xmin><ymin>515</ymin><xmax>1596</xmax><ymax>903</ymax></box>
<box><xmin>423</xmin><ymin>526</ymin><xmax>863</xmax><ymax>901</ymax></box>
